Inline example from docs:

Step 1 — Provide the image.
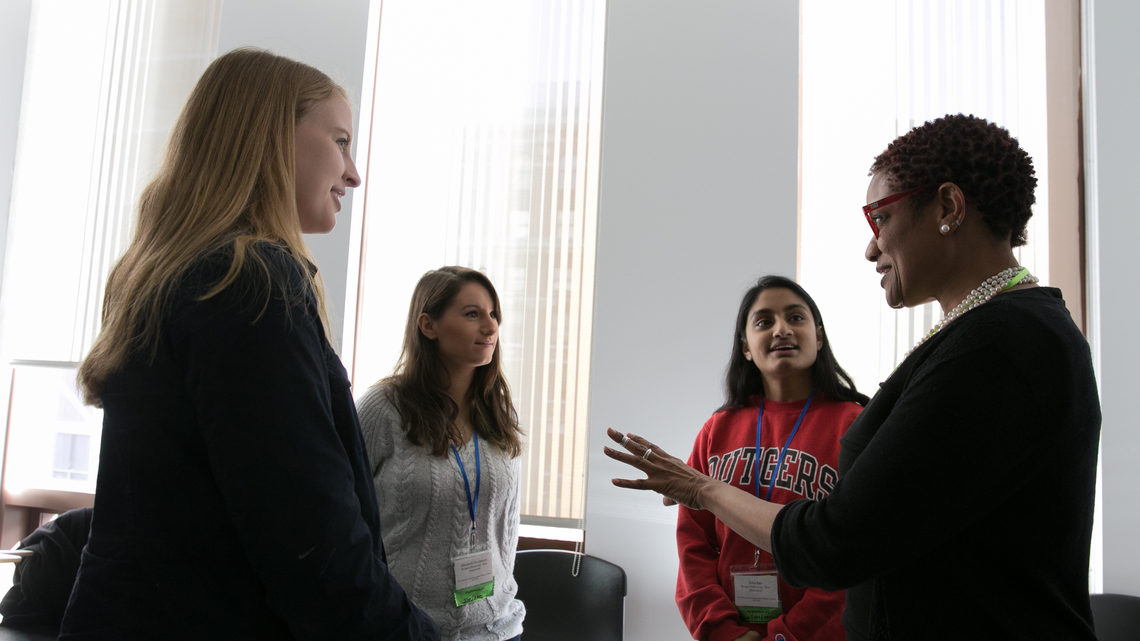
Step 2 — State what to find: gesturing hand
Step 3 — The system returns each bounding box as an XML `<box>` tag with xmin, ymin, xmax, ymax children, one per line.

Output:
<box><xmin>602</xmin><ymin>427</ymin><xmax>714</xmax><ymax>510</ymax></box>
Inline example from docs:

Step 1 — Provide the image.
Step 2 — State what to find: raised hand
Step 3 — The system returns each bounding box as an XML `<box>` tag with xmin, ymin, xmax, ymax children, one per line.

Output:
<box><xmin>603</xmin><ymin>427</ymin><xmax>714</xmax><ymax>510</ymax></box>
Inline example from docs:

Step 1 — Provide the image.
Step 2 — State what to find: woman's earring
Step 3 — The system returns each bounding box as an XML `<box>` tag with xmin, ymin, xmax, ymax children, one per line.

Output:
<box><xmin>940</xmin><ymin>223</ymin><xmax>951</xmax><ymax>234</ymax></box>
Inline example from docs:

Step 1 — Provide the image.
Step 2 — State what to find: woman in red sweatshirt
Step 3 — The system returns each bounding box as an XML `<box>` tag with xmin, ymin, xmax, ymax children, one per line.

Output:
<box><xmin>676</xmin><ymin>275</ymin><xmax>868</xmax><ymax>641</ymax></box>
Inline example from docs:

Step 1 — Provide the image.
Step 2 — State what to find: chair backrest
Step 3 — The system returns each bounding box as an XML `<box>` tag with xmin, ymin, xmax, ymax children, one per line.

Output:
<box><xmin>1091</xmin><ymin>593</ymin><xmax>1140</xmax><ymax>641</ymax></box>
<box><xmin>514</xmin><ymin>549</ymin><xmax>626</xmax><ymax>641</ymax></box>
<box><xmin>0</xmin><ymin>506</ymin><xmax>92</xmax><ymax>637</ymax></box>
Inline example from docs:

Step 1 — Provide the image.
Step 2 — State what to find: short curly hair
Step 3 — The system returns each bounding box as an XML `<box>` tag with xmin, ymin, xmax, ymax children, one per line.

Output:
<box><xmin>869</xmin><ymin>114</ymin><xmax>1037</xmax><ymax>247</ymax></box>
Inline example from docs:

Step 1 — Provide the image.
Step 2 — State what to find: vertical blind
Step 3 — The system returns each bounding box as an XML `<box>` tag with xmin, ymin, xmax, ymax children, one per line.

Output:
<box><xmin>800</xmin><ymin>0</ymin><xmax>1049</xmax><ymax>390</ymax></box>
<box><xmin>1</xmin><ymin>0</ymin><xmax>221</xmax><ymax>364</ymax></box>
<box><xmin>877</xmin><ymin>0</ymin><xmax>1050</xmax><ymax>366</ymax></box>
<box><xmin>352</xmin><ymin>0</ymin><xmax>606</xmax><ymax>525</ymax></box>
<box><xmin>802</xmin><ymin>0</ymin><xmax>1098</xmax><ymax>589</ymax></box>
<box><xmin>0</xmin><ymin>0</ymin><xmax>220</xmax><ymax>494</ymax></box>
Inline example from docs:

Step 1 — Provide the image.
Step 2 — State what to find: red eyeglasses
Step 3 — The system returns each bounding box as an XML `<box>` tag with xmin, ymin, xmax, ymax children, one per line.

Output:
<box><xmin>862</xmin><ymin>185</ymin><xmax>931</xmax><ymax>237</ymax></box>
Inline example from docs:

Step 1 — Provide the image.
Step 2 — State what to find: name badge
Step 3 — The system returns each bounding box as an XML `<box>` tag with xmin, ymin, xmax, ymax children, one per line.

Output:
<box><xmin>730</xmin><ymin>562</ymin><xmax>782</xmax><ymax>624</ymax></box>
<box><xmin>452</xmin><ymin>549</ymin><xmax>495</xmax><ymax>606</ymax></box>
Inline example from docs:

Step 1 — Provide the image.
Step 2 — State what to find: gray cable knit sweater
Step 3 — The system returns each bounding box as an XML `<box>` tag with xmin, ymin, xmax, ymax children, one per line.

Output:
<box><xmin>356</xmin><ymin>383</ymin><xmax>525</xmax><ymax>641</ymax></box>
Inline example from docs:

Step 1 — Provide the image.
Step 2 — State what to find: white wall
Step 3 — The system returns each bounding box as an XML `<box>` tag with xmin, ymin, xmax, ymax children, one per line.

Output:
<box><xmin>216</xmin><ymin>0</ymin><xmax>372</xmax><ymax>352</ymax></box>
<box><xmin>585</xmin><ymin>2</ymin><xmax>799</xmax><ymax>639</ymax></box>
<box><xmin>1086</xmin><ymin>0</ymin><xmax>1140</xmax><ymax>596</ymax></box>
<box><xmin>0</xmin><ymin>0</ymin><xmax>32</xmax><ymax>296</ymax></box>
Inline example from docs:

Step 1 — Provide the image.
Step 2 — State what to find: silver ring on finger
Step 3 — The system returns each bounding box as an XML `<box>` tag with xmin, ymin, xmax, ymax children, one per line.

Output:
<box><xmin>621</xmin><ymin>435</ymin><xmax>631</xmax><ymax>448</ymax></box>
<box><xmin>642</xmin><ymin>448</ymin><xmax>653</xmax><ymax>460</ymax></box>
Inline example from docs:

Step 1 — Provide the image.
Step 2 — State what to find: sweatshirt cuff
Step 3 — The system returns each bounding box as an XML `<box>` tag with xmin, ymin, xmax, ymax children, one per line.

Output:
<box><xmin>709</xmin><ymin>619</ymin><xmax>753</xmax><ymax>641</ymax></box>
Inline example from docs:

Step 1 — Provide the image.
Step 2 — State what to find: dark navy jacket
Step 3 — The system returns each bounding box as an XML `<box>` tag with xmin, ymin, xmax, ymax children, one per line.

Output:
<box><xmin>60</xmin><ymin>243</ymin><xmax>438</xmax><ymax>640</ymax></box>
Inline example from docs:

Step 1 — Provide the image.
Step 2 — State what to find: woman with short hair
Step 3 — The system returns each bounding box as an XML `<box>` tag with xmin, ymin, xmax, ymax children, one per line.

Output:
<box><xmin>607</xmin><ymin>114</ymin><xmax>1100</xmax><ymax>640</ymax></box>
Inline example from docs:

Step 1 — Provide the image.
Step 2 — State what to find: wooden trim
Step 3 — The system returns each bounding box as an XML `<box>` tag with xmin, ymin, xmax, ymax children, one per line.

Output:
<box><xmin>0</xmin><ymin>488</ymin><xmax>93</xmax><ymax>549</ymax></box>
<box><xmin>3</xmin><ymin>488</ymin><xmax>94</xmax><ymax>513</ymax></box>
<box><xmin>518</xmin><ymin>536</ymin><xmax>582</xmax><ymax>552</ymax></box>
<box><xmin>1045</xmin><ymin>0</ymin><xmax>1086</xmax><ymax>333</ymax></box>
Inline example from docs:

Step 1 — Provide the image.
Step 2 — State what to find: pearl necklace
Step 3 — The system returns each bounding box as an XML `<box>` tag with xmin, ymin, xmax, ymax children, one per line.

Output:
<box><xmin>906</xmin><ymin>266</ymin><xmax>1038</xmax><ymax>357</ymax></box>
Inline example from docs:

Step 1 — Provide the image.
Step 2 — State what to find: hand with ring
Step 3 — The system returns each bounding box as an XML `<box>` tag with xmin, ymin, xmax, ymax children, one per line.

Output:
<box><xmin>603</xmin><ymin>427</ymin><xmax>714</xmax><ymax>510</ymax></box>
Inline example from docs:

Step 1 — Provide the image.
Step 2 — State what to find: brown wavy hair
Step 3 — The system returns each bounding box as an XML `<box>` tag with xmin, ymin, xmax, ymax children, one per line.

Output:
<box><xmin>78</xmin><ymin>48</ymin><xmax>345</xmax><ymax>406</ymax></box>
<box><xmin>380</xmin><ymin>267</ymin><xmax>522</xmax><ymax>458</ymax></box>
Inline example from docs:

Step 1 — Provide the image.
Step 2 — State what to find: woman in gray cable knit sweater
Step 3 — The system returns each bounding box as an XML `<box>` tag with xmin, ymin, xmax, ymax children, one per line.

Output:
<box><xmin>356</xmin><ymin>266</ymin><xmax>526</xmax><ymax>641</ymax></box>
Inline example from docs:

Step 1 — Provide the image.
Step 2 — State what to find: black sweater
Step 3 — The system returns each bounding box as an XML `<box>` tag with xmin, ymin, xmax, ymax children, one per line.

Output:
<box><xmin>772</xmin><ymin>288</ymin><xmax>1100</xmax><ymax>640</ymax></box>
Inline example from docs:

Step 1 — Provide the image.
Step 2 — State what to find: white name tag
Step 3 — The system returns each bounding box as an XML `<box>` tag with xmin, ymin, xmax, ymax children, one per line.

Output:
<box><xmin>453</xmin><ymin>549</ymin><xmax>494</xmax><ymax>590</ymax></box>
<box><xmin>733</xmin><ymin>572</ymin><xmax>780</xmax><ymax>608</ymax></box>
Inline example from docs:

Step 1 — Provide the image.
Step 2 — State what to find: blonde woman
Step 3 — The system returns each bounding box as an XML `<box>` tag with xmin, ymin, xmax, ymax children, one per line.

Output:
<box><xmin>63</xmin><ymin>49</ymin><xmax>438</xmax><ymax>640</ymax></box>
<box><xmin>357</xmin><ymin>267</ymin><xmax>525</xmax><ymax>641</ymax></box>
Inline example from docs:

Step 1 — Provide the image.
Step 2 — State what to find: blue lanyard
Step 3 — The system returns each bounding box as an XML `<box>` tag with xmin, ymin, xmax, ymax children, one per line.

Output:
<box><xmin>450</xmin><ymin>432</ymin><xmax>481</xmax><ymax>534</ymax></box>
<box><xmin>754</xmin><ymin>392</ymin><xmax>814</xmax><ymax>501</ymax></box>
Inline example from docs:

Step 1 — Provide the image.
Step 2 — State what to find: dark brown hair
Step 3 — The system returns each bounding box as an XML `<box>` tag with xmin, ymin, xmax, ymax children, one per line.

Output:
<box><xmin>381</xmin><ymin>266</ymin><xmax>522</xmax><ymax>457</ymax></box>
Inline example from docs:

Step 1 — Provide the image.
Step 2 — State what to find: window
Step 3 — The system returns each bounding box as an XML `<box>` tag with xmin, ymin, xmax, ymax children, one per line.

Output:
<box><xmin>801</xmin><ymin>0</ymin><xmax>1053</xmax><ymax>390</ymax></box>
<box><xmin>0</xmin><ymin>0</ymin><xmax>221</xmax><ymax>511</ymax></box>
<box><xmin>347</xmin><ymin>0</ymin><xmax>607</xmax><ymax>529</ymax></box>
<box><xmin>5</xmin><ymin>365</ymin><xmax>101</xmax><ymax>494</ymax></box>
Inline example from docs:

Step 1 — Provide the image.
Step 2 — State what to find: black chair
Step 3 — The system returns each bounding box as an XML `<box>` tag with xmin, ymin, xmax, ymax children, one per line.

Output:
<box><xmin>514</xmin><ymin>549</ymin><xmax>626</xmax><ymax>641</ymax></box>
<box><xmin>1091</xmin><ymin>592</ymin><xmax>1140</xmax><ymax>641</ymax></box>
<box><xmin>0</xmin><ymin>507</ymin><xmax>92</xmax><ymax>641</ymax></box>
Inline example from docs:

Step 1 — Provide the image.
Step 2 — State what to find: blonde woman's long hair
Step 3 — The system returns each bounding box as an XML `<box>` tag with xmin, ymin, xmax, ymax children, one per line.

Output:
<box><xmin>79</xmin><ymin>48</ymin><xmax>344</xmax><ymax>405</ymax></box>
